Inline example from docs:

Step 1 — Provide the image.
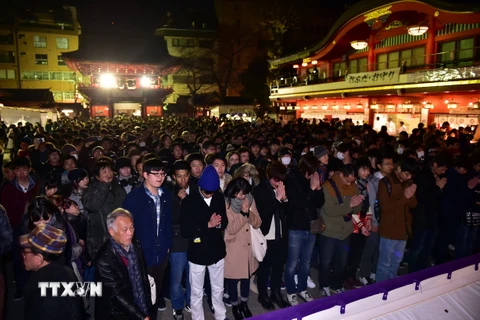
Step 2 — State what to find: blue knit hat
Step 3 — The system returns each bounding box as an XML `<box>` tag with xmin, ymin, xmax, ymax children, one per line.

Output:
<box><xmin>198</xmin><ymin>165</ymin><xmax>220</xmax><ymax>192</ymax></box>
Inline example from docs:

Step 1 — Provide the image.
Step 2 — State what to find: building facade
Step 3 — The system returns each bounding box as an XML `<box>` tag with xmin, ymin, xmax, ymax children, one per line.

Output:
<box><xmin>0</xmin><ymin>6</ymin><xmax>82</xmax><ymax>104</ymax></box>
<box><xmin>269</xmin><ymin>0</ymin><xmax>480</xmax><ymax>130</ymax></box>
<box><xmin>154</xmin><ymin>2</ymin><xmax>220</xmax><ymax>115</ymax></box>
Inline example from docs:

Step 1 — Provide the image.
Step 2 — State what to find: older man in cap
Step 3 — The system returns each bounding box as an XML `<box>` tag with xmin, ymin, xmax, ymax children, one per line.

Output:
<box><xmin>20</xmin><ymin>224</ymin><xmax>83</xmax><ymax>320</ymax></box>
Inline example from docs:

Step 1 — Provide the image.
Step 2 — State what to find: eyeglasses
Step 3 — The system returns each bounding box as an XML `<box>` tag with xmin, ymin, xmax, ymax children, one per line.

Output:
<box><xmin>148</xmin><ymin>172</ymin><xmax>166</xmax><ymax>177</ymax></box>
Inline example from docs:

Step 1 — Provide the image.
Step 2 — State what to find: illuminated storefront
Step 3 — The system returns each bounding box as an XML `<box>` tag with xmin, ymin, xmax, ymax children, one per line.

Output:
<box><xmin>269</xmin><ymin>0</ymin><xmax>480</xmax><ymax>130</ymax></box>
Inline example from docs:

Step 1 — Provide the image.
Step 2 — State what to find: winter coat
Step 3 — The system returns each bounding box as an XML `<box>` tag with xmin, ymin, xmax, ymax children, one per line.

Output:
<box><xmin>224</xmin><ymin>199</ymin><xmax>262</xmax><ymax>279</ymax></box>
<box><xmin>320</xmin><ymin>175</ymin><xmax>362</xmax><ymax>241</ymax></box>
<box><xmin>95</xmin><ymin>238</ymin><xmax>153</xmax><ymax>320</ymax></box>
<box><xmin>377</xmin><ymin>173</ymin><xmax>417</xmax><ymax>240</ymax></box>
<box><xmin>410</xmin><ymin>168</ymin><xmax>442</xmax><ymax>230</ymax></box>
<box><xmin>123</xmin><ymin>185</ymin><xmax>172</xmax><ymax>267</ymax></box>
<box><xmin>180</xmin><ymin>187</ymin><xmax>228</xmax><ymax>266</ymax></box>
<box><xmin>83</xmin><ymin>178</ymin><xmax>126</xmax><ymax>261</ymax></box>
<box><xmin>285</xmin><ymin>168</ymin><xmax>325</xmax><ymax>231</ymax></box>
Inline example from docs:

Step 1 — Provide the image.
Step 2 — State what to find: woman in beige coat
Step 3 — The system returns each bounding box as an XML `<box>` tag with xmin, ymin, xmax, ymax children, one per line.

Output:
<box><xmin>224</xmin><ymin>177</ymin><xmax>262</xmax><ymax>320</ymax></box>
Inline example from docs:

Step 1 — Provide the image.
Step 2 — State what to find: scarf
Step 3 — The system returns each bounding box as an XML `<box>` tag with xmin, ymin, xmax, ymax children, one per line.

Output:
<box><xmin>228</xmin><ymin>193</ymin><xmax>254</xmax><ymax>214</ymax></box>
<box><xmin>110</xmin><ymin>239</ymin><xmax>148</xmax><ymax>315</ymax></box>
<box><xmin>356</xmin><ymin>178</ymin><xmax>370</xmax><ymax>217</ymax></box>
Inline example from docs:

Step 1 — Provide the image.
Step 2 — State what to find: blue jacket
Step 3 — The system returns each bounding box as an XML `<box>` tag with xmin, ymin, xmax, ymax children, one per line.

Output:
<box><xmin>123</xmin><ymin>185</ymin><xmax>172</xmax><ymax>267</ymax></box>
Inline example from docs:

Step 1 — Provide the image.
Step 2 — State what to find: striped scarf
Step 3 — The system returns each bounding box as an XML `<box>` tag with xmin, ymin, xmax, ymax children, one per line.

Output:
<box><xmin>111</xmin><ymin>239</ymin><xmax>148</xmax><ymax>315</ymax></box>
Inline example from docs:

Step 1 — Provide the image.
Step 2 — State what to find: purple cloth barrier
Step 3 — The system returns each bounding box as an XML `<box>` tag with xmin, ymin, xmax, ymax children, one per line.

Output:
<box><xmin>251</xmin><ymin>253</ymin><xmax>480</xmax><ymax>320</ymax></box>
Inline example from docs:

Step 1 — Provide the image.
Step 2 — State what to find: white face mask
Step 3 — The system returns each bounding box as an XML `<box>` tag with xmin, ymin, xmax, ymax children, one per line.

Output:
<box><xmin>281</xmin><ymin>157</ymin><xmax>291</xmax><ymax>166</ymax></box>
<box><xmin>139</xmin><ymin>142</ymin><xmax>146</xmax><ymax>147</ymax></box>
<box><xmin>417</xmin><ymin>151</ymin><xmax>425</xmax><ymax>159</ymax></box>
<box><xmin>301</xmin><ymin>152</ymin><xmax>307</xmax><ymax>156</ymax></box>
<box><xmin>337</xmin><ymin>152</ymin><xmax>345</xmax><ymax>160</ymax></box>
<box><xmin>248</xmin><ymin>177</ymin><xmax>253</xmax><ymax>185</ymax></box>
<box><xmin>354</xmin><ymin>139</ymin><xmax>361</xmax><ymax>146</ymax></box>
<box><xmin>397</xmin><ymin>147</ymin><xmax>404</xmax><ymax>155</ymax></box>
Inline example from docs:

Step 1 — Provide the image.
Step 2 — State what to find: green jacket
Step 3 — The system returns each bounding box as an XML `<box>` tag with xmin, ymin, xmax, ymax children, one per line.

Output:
<box><xmin>320</xmin><ymin>180</ymin><xmax>362</xmax><ymax>240</ymax></box>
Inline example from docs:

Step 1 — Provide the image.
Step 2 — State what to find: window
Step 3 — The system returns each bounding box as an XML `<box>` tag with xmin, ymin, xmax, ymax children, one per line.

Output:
<box><xmin>34</xmin><ymin>71</ymin><xmax>49</xmax><ymax>80</ymax></box>
<box><xmin>0</xmin><ymin>69</ymin><xmax>15</xmax><ymax>79</ymax></box>
<box><xmin>349</xmin><ymin>57</ymin><xmax>367</xmax><ymax>74</ymax></box>
<box><xmin>458</xmin><ymin>38</ymin><xmax>474</xmax><ymax>60</ymax></box>
<box><xmin>58</xmin><ymin>55</ymin><xmax>66</xmax><ymax>66</ymax></box>
<box><xmin>33</xmin><ymin>35</ymin><xmax>47</xmax><ymax>48</ymax></box>
<box><xmin>172</xmin><ymin>38</ymin><xmax>195</xmax><ymax>47</ymax></box>
<box><xmin>333</xmin><ymin>62</ymin><xmax>346</xmax><ymax>77</ymax></box>
<box><xmin>199</xmin><ymin>40</ymin><xmax>213</xmax><ymax>49</ymax></box>
<box><xmin>377</xmin><ymin>53</ymin><xmax>387</xmax><ymax>70</ymax></box>
<box><xmin>53</xmin><ymin>92</ymin><xmax>75</xmax><ymax>101</ymax></box>
<box><xmin>35</xmin><ymin>54</ymin><xmax>48</xmax><ymax>65</ymax></box>
<box><xmin>387</xmin><ymin>52</ymin><xmax>400</xmax><ymax>68</ymax></box>
<box><xmin>56</xmin><ymin>38</ymin><xmax>69</xmax><ymax>49</ymax></box>
<box><xmin>440</xmin><ymin>38</ymin><xmax>474</xmax><ymax>64</ymax></box>
<box><xmin>400</xmin><ymin>47</ymin><xmax>425</xmax><ymax>67</ymax></box>
<box><xmin>0</xmin><ymin>33</ymin><xmax>14</xmax><ymax>45</ymax></box>
<box><xmin>0</xmin><ymin>51</ymin><xmax>15</xmax><ymax>63</ymax></box>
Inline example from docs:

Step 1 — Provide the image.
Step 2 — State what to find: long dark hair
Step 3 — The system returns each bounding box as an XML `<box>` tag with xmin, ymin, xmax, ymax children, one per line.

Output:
<box><xmin>224</xmin><ymin>177</ymin><xmax>252</xmax><ymax>207</ymax></box>
<box><xmin>26</xmin><ymin>196</ymin><xmax>65</xmax><ymax>231</ymax></box>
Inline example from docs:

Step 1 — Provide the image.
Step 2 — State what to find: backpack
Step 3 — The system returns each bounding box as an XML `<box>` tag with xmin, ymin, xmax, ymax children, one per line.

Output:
<box><xmin>374</xmin><ymin>177</ymin><xmax>392</xmax><ymax>223</ymax></box>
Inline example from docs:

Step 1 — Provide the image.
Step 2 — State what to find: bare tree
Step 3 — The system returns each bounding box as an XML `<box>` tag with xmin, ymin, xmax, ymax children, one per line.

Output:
<box><xmin>257</xmin><ymin>0</ymin><xmax>300</xmax><ymax>58</ymax></box>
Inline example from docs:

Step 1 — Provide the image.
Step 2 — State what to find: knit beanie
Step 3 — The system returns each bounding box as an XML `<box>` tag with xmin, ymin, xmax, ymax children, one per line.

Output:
<box><xmin>198</xmin><ymin>165</ymin><xmax>220</xmax><ymax>192</ymax></box>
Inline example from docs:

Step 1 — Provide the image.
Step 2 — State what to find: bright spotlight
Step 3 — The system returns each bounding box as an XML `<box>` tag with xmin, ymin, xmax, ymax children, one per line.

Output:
<box><xmin>140</xmin><ymin>76</ymin><xmax>151</xmax><ymax>87</ymax></box>
<box><xmin>99</xmin><ymin>74</ymin><xmax>117</xmax><ymax>88</ymax></box>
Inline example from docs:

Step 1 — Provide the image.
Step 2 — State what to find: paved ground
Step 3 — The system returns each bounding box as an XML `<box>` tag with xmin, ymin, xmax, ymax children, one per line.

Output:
<box><xmin>4</xmin><ymin>259</ymin><xmax>411</xmax><ymax>320</ymax></box>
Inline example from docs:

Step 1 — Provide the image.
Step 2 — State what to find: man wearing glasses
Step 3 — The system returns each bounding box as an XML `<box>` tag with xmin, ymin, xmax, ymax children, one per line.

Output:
<box><xmin>123</xmin><ymin>158</ymin><xmax>173</xmax><ymax>319</ymax></box>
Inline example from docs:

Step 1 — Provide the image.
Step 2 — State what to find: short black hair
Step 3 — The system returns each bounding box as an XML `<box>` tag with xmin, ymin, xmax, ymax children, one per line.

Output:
<box><xmin>172</xmin><ymin>160</ymin><xmax>190</xmax><ymax>173</ymax></box>
<box><xmin>399</xmin><ymin>157</ymin><xmax>419</xmax><ymax>174</ymax></box>
<box><xmin>224</xmin><ymin>177</ymin><xmax>252</xmax><ymax>207</ymax></box>
<box><xmin>265</xmin><ymin>161</ymin><xmax>287</xmax><ymax>181</ymax></box>
<box><xmin>13</xmin><ymin>157</ymin><xmax>31</xmax><ymax>169</ymax></box>
<box><xmin>92</xmin><ymin>158</ymin><xmax>114</xmax><ymax>177</ymax></box>
<box><xmin>143</xmin><ymin>158</ymin><xmax>167</xmax><ymax>174</ymax></box>
<box><xmin>205</xmin><ymin>153</ymin><xmax>227</xmax><ymax>166</ymax></box>
<box><xmin>185</xmin><ymin>153</ymin><xmax>205</xmax><ymax>166</ymax></box>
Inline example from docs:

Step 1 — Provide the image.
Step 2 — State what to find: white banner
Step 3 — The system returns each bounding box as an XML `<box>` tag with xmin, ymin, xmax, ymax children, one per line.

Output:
<box><xmin>345</xmin><ymin>68</ymin><xmax>401</xmax><ymax>87</ymax></box>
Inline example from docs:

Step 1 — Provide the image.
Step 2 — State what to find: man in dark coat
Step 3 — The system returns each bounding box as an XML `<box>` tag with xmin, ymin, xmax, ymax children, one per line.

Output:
<box><xmin>95</xmin><ymin>209</ymin><xmax>153</xmax><ymax>320</ymax></box>
<box><xmin>83</xmin><ymin>158</ymin><xmax>126</xmax><ymax>261</ymax></box>
<box><xmin>21</xmin><ymin>224</ymin><xmax>83</xmax><ymax>320</ymax></box>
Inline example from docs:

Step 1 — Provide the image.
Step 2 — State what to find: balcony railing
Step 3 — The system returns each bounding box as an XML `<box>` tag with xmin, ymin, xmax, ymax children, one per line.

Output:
<box><xmin>270</xmin><ymin>48</ymin><xmax>480</xmax><ymax>94</ymax></box>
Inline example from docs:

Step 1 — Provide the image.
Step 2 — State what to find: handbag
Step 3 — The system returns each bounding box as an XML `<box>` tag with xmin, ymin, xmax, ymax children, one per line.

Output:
<box><xmin>250</xmin><ymin>223</ymin><xmax>267</xmax><ymax>262</ymax></box>
<box><xmin>310</xmin><ymin>209</ymin><xmax>326</xmax><ymax>235</ymax></box>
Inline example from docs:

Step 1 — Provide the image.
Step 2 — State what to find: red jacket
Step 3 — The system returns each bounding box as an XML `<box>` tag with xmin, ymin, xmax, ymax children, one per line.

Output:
<box><xmin>1</xmin><ymin>179</ymin><xmax>38</xmax><ymax>230</ymax></box>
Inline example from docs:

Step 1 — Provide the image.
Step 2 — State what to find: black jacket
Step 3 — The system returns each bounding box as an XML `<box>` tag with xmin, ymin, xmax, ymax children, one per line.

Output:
<box><xmin>285</xmin><ymin>168</ymin><xmax>325</xmax><ymax>231</ymax></box>
<box><xmin>179</xmin><ymin>186</ymin><xmax>227</xmax><ymax>265</ymax></box>
<box><xmin>24</xmin><ymin>262</ymin><xmax>83</xmax><ymax>320</ymax></box>
<box><xmin>171</xmin><ymin>182</ymin><xmax>196</xmax><ymax>252</ymax></box>
<box><xmin>411</xmin><ymin>168</ymin><xmax>442</xmax><ymax>230</ymax></box>
<box><xmin>95</xmin><ymin>238</ymin><xmax>153</xmax><ymax>320</ymax></box>
<box><xmin>83</xmin><ymin>178</ymin><xmax>126</xmax><ymax>261</ymax></box>
<box><xmin>253</xmin><ymin>179</ymin><xmax>289</xmax><ymax>238</ymax></box>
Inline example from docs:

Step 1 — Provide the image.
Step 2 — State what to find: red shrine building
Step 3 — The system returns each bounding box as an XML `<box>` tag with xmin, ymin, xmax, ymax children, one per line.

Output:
<box><xmin>269</xmin><ymin>0</ymin><xmax>480</xmax><ymax>130</ymax></box>
<box><xmin>63</xmin><ymin>57</ymin><xmax>178</xmax><ymax>118</ymax></box>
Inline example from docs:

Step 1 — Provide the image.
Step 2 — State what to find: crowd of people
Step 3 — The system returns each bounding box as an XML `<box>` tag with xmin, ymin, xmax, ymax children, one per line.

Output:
<box><xmin>0</xmin><ymin>115</ymin><xmax>479</xmax><ymax>320</ymax></box>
